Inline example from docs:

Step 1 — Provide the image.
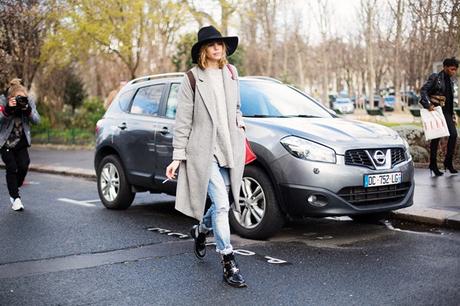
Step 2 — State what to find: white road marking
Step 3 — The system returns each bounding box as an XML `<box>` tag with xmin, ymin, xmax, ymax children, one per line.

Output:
<box><xmin>24</xmin><ymin>181</ymin><xmax>40</xmax><ymax>185</ymax></box>
<box><xmin>85</xmin><ymin>199</ymin><xmax>102</xmax><ymax>203</ymax></box>
<box><xmin>57</xmin><ymin>198</ymin><xmax>97</xmax><ymax>207</ymax></box>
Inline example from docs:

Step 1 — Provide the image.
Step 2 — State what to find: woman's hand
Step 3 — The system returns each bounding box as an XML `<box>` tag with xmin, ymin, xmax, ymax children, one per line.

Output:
<box><xmin>166</xmin><ymin>160</ymin><xmax>181</xmax><ymax>180</ymax></box>
<box><xmin>428</xmin><ymin>104</ymin><xmax>435</xmax><ymax>112</ymax></box>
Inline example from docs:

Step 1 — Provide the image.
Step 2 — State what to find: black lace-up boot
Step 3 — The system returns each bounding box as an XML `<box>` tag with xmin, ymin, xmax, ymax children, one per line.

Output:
<box><xmin>190</xmin><ymin>225</ymin><xmax>206</xmax><ymax>259</ymax></box>
<box><xmin>222</xmin><ymin>253</ymin><xmax>247</xmax><ymax>288</ymax></box>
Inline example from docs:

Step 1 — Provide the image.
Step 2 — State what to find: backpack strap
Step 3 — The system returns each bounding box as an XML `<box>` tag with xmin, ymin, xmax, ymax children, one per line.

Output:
<box><xmin>226</xmin><ymin>64</ymin><xmax>236</xmax><ymax>80</ymax></box>
<box><xmin>186</xmin><ymin>70</ymin><xmax>196</xmax><ymax>99</ymax></box>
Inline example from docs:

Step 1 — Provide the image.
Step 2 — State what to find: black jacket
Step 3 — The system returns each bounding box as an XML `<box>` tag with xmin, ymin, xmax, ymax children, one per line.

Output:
<box><xmin>419</xmin><ymin>71</ymin><xmax>455</xmax><ymax>114</ymax></box>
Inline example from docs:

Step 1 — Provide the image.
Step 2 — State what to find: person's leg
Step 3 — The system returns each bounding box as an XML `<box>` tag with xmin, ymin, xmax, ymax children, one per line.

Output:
<box><xmin>444</xmin><ymin>115</ymin><xmax>458</xmax><ymax>171</ymax></box>
<box><xmin>207</xmin><ymin>160</ymin><xmax>232</xmax><ymax>255</ymax></box>
<box><xmin>429</xmin><ymin>137</ymin><xmax>443</xmax><ymax>175</ymax></box>
<box><xmin>191</xmin><ymin>201</ymin><xmax>213</xmax><ymax>259</ymax></box>
<box><xmin>15</xmin><ymin>147</ymin><xmax>30</xmax><ymax>188</ymax></box>
<box><xmin>207</xmin><ymin>160</ymin><xmax>246</xmax><ymax>287</ymax></box>
<box><xmin>430</xmin><ymin>138</ymin><xmax>440</xmax><ymax>166</ymax></box>
<box><xmin>200</xmin><ymin>204</ymin><xmax>214</xmax><ymax>233</ymax></box>
<box><xmin>0</xmin><ymin>147</ymin><xmax>20</xmax><ymax>199</ymax></box>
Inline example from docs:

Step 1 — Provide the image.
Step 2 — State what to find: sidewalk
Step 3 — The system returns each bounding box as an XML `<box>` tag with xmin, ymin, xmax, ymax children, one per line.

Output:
<box><xmin>1</xmin><ymin>146</ymin><xmax>459</xmax><ymax>230</ymax></box>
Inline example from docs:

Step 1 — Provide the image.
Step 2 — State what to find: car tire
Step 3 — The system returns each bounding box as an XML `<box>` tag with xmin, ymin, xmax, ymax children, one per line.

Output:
<box><xmin>350</xmin><ymin>212</ymin><xmax>390</xmax><ymax>223</ymax></box>
<box><xmin>97</xmin><ymin>155</ymin><xmax>135</xmax><ymax>210</ymax></box>
<box><xmin>229</xmin><ymin>165</ymin><xmax>285</xmax><ymax>240</ymax></box>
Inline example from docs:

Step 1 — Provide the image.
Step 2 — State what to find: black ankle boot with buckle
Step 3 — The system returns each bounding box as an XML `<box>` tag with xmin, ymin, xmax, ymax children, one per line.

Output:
<box><xmin>222</xmin><ymin>253</ymin><xmax>247</xmax><ymax>288</ymax></box>
<box><xmin>443</xmin><ymin>160</ymin><xmax>458</xmax><ymax>174</ymax></box>
<box><xmin>190</xmin><ymin>225</ymin><xmax>207</xmax><ymax>259</ymax></box>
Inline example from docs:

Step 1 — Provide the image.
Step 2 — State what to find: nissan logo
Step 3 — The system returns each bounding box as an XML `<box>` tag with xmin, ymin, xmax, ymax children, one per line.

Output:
<box><xmin>373</xmin><ymin>150</ymin><xmax>386</xmax><ymax>165</ymax></box>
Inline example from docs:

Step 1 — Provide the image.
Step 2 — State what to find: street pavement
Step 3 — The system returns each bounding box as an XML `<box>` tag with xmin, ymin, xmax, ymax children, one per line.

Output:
<box><xmin>1</xmin><ymin>145</ymin><xmax>459</xmax><ymax>229</ymax></box>
<box><xmin>0</xmin><ymin>171</ymin><xmax>459</xmax><ymax>305</ymax></box>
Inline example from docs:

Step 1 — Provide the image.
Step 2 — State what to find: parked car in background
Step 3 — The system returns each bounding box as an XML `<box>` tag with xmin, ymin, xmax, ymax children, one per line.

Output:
<box><xmin>365</xmin><ymin>95</ymin><xmax>382</xmax><ymax>109</ymax></box>
<box><xmin>95</xmin><ymin>74</ymin><xmax>414</xmax><ymax>239</ymax></box>
<box><xmin>333</xmin><ymin>97</ymin><xmax>355</xmax><ymax>114</ymax></box>
<box><xmin>400</xmin><ymin>91</ymin><xmax>419</xmax><ymax>107</ymax></box>
<box><xmin>383</xmin><ymin>96</ymin><xmax>395</xmax><ymax>111</ymax></box>
<box><xmin>328</xmin><ymin>94</ymin><xmax>337</xmax><ymax>109</ymax></box>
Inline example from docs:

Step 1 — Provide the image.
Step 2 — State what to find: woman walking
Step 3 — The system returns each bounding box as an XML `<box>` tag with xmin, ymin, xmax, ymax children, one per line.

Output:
<box><xmin>165</xmin><ymin>25</ymin><xmax>246</xmax><ymax>288</ymax></box>
<box><xmin>0</xmin><ymin>79</ymin><xmax>40</xmax><ymax>210</ymax></box>
<box><xmin>420</xmin><ymin>57</ymin><xmax>458</xmax><ymax>176</ymax></box>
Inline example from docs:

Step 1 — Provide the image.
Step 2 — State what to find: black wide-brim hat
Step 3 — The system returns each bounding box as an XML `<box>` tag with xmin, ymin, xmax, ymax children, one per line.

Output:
<box><xmin>191</xmin><ymin>25</ymin><xmax>238</xmax><ymax>64</ymax></box>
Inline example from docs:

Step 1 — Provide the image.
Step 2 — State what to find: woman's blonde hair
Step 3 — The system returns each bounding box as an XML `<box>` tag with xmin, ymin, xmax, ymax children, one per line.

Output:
<box><xmin>7</xmin><ymin>78</ymin><xmax>27</xmax><ymax>97</ymax></box>
<box><xmin>197</xmin><ymin>41</ymin><xmax>228</xmax><ymax>69</ymax></box>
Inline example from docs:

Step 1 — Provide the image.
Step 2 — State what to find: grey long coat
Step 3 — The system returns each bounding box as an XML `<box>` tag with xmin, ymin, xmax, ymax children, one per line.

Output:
<box><xmin>172</xmin><ymin>65</ymin><xmax>246</xmax><ymax>221</ymax></box>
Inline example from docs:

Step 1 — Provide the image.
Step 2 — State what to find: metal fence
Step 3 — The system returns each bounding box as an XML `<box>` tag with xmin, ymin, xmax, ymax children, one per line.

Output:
<box><xmin>31</xmin><ymin>127</ymin><xmax>95</xmax><ymax>145</ymax></box>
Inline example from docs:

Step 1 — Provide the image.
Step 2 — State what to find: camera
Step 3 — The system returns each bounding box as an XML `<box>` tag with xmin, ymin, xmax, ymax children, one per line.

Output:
<box><xmin>15</xmin><ymin>95</ymin><xmax>29</xmax><ymax>108</ymax></box>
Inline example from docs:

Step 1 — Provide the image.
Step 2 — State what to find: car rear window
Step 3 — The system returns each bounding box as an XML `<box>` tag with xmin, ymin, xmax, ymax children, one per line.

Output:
<box><xmin>118</xmin><ymin>89</ymin><xmax>135</xmax><ymax>112</ymax></box>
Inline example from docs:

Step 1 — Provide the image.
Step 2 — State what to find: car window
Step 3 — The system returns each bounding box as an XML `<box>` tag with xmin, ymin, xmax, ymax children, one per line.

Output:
<box><xmin>118</xmin><ymin>89</ymin><xmax>135</xmax><ymax>112</ymax></box>
<box><xmin>165</xmin><ymin>83</ymin><xmax>180</xmax><ymax>119</ymax></box>
<box><xmin>130</xmin><ymin>84</ymin><xmax>164</xmax><ymax>116</ymax></box>
<box><xmin>240</xmin><ymin>80</ymin><xmax>333</xmax><ymax>118</ymax></box>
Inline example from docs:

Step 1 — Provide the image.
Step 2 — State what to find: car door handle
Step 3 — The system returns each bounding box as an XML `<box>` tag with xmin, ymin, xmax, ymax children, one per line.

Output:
<box><xmin>160</xmin><ymin>127</ymin><xmax>169</xmax><ymax>135</ymax></box>
<box><xmin>118</xmin><ymin>123</ymin><xmax>127</xmax><ymax>130</ymax></box>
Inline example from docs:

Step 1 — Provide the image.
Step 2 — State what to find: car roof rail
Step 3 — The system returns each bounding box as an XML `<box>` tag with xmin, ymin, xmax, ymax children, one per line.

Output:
<box><xmin>244</xmin><ymin>76</ymin><xmax>283</xmax><ymax>84</ymax></box>
<box><xmin>128</xmin><ymin>73</ymin><xmax>185</xmax><ymax>85</ymax></box>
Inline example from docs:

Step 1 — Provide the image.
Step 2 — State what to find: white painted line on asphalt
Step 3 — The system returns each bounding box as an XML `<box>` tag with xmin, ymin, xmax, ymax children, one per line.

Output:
<box><xmin>85</xmin><ymin>199</ymin><xmax>101</xmax><ymax>203</ymax></box>
<box><xmin>57</xmin><ymin>198</ymin><xmax>97</xmax><ymax>207</ymax></box>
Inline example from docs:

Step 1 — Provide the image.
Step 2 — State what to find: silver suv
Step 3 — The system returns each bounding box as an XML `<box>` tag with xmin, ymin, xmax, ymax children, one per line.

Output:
<box><xmin>95</xmin><ymin>74</ymin><xmax>414</xmax><ymax>239</ymax></box>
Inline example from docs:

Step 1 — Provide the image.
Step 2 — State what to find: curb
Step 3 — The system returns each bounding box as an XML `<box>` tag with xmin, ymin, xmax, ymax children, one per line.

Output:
<box><xmin>0</xmin><ymin>164</ymin><xmax>96</xmax><ymax>180</ymax></box>
<box><xmin>391</xmin><ymin>208</ymin><xmax>460</xmax><ymax>230</ymax></box>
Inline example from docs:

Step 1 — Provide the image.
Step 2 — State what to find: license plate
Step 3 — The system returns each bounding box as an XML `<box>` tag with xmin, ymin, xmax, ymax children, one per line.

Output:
<box><xmin>364</xmin><ymin>172</ymin><xmax>402</xmax><ymax>187</ymax></box>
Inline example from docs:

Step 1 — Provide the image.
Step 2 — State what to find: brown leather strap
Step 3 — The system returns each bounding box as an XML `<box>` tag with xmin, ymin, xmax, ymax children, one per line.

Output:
<box><xmin>186</xmin><ymin>70</ymin><xmax>196</xmax><ymax>99</ymax></box>
<box><xmin>226</xmin><ymin>64</ymin><xmax>235</xmax><ymax>80</ymax></box>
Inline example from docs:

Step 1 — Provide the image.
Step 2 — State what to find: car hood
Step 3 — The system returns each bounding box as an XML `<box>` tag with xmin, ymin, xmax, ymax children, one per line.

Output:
<box><xmin>246</xmin><ymin>117</ymin><xmax>404</xmax><ymax>154</ymax></box>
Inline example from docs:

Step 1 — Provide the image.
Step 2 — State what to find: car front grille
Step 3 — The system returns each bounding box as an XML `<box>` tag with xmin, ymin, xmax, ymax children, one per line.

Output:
<box><xmin>344</xmin><ymin>148</ymin><xmax>406</xmax><ymax>169</ymax></box>
<box><xmin>338</xmin><ymin>182</ymin><xmax>412</xmax><ymax>206</ymax></box>
<box><xmin>391</xmin><ymin>148</ymin><xmax>406</xmax><ymax>167</ymax></box>
<box><xmin>344</xmin><ymin>150</ymin><xmax>374</xmax><ymax>169</ymax></box>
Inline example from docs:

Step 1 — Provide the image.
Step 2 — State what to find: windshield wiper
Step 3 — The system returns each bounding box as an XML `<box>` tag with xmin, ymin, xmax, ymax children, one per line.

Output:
<box><xmin>244</xmin><ymin>115</ymin><xmax>286</xmax><ymax>118</ymax></box>
<box><xmin>284</xmin><ymin>115</ymin><xmax>320</xmax><ymax>118</ymax></box>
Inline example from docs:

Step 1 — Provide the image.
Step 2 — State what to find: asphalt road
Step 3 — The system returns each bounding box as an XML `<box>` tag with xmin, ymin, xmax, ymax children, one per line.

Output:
<box><xmin>0</xmin><ymin>171</ymin><xmax>459</xmax><ymax>305</ymax></box>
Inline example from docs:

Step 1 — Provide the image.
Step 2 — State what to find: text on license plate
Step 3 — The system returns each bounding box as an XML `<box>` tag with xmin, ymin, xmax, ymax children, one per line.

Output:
<box><xmin>364</xmin><ymin>172</ymin><xmax>402</xmax><ymax>187</ymax></box>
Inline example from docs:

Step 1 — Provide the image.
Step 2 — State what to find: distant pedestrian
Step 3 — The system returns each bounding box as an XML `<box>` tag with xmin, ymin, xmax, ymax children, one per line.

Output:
<box><xmin>0</xmin><ymin>78</ymin><xmax>40</xmax><ymax>211</ymax></box>
<box><xmin>165</xmin><ymin>25</ymin><xmax>247</xmax><ymax>288</ymax></box>
<box><xmin>420</xmin><ymin>57</ymin><xmax>458</xmax><ymax>176</ymax></box>
<box><xmin>104</xmin><ymin>80</ymin><xmax>127</xmax><ymax>110</ymax></box>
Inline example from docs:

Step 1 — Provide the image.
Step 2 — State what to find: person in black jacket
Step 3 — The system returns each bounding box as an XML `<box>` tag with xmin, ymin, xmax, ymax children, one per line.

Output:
<box><xmin>0</xmin><ymin>79</ymin><xmax>40</xmax><ymax>210</ymax></box>
<box><xmin>420</xmin><ymin>57</ymin><xmax>458</xmax><ymax>176</ymax></box>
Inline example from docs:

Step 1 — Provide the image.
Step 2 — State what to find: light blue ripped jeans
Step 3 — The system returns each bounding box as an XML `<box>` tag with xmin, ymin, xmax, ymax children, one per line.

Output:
<box><xmin>199</xmin><ymin>159</ymin><xmax>233</xmax><ymax>255</ymax></box>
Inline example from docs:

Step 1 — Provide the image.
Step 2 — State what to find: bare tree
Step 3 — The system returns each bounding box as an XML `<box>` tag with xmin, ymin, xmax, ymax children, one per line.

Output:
<box><xmin>312</xmin><ymin>0</ymin><xmax>334</xmax><ymax>106</ymax></box>
<box><xmin>181</xmin><ymin>0</ymin><xmax>239</xmax><ymax>35</ymax></box>
<box><xmin>361</xmin><ymin>0</ymin><xmax>377</xmax><ymax>107</ymax></box>
<box><xmin>0</xmin><ymin>0</ymin><xmax>52</xmax><ymax>89</ymax></box>
<box><xmin>389</xmin><ymin>0</ymin><xmax>405</xmax><ymax>111</ymax></box>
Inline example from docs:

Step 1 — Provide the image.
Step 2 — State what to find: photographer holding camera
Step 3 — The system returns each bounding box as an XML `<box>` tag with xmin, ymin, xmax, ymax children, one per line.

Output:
<box><xmin>0</xmin><ymin>78</ymin><xmax>40</xmax><ymax>211</ymax></box>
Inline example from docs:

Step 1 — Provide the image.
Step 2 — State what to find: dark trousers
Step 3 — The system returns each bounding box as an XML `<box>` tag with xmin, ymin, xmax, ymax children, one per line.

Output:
<box><xmin>430</xmin><ymin>113</ymin><xmax>458</xmax><ymax>166</ymax></box>
<box><xmin>0</xmin><ymin>146</ymin><xmax>30</xmax><ymax>199</ymax></box>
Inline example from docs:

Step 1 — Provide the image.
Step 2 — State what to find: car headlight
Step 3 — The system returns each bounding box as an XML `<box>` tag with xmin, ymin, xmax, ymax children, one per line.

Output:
<box><xmin>280</xmin><ymin>136</ymin><xmax>336</xmax><ymax>163</ymax></box>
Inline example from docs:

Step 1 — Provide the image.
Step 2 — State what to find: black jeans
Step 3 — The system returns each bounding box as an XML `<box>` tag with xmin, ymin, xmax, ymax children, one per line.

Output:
<box><xmin>430</xmin><ymin>113</ymin><xmax>458</xmax><ymax>166</ymax></box>
<box><xmin>0</xmin><ymin>146</ymin><xmax>30</xmax><ymax>199</ymax></box>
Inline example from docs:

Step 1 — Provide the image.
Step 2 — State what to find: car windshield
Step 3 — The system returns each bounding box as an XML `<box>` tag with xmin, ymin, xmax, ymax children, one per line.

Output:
<box><xmin>240</xmin><ymin>80</ymin><xmax>333</xmax><ymax>118</ymax></box>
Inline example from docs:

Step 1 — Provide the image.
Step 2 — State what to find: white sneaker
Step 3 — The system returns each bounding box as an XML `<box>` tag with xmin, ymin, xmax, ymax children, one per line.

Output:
<box><xmin>11</xmin><ymin>198</ymin><xmax>24</xmax><ymax>211</ymax></box>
